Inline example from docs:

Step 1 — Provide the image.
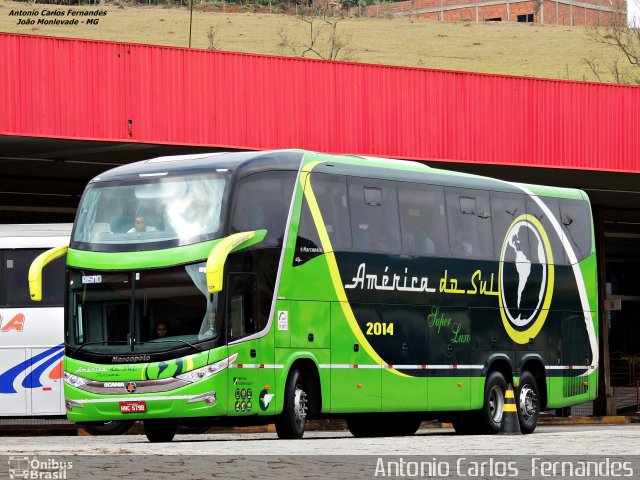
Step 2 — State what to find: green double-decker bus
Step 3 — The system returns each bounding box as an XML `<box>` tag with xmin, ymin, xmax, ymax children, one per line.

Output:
<box><xmin>29</xmin><ymin>150</ymin><xmax>598</xmax><ymax>442</ymax></box>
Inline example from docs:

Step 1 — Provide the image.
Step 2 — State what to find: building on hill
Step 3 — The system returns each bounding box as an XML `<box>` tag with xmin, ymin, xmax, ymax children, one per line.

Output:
<box><xmin>366</xmin><ymin>0</ymin><xmax>627</xmax><ymax>26</ymax></box>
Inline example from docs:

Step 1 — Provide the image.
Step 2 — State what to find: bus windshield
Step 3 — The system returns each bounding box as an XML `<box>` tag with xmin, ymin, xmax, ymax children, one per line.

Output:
<box><xmin>72</xmin><ymin>173</ymin><xmax>229</xmax><ymax>251</ymax></box>
<box><xmin>67</xmin><ymin>262</ymin><xmax>221</xmax><ymax>355</ymax></box>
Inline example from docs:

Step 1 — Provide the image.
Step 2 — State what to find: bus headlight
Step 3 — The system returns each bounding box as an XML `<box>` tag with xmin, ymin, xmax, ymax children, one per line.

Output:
<box><xmin>176</xmin><ymin>353</ymin><xmax>237</xmax><ymax>384</ymax></box>
<box><xmin>63</xmin><ymin>371</ymin><xmax>88</xmax><ymax>388</ymax></box>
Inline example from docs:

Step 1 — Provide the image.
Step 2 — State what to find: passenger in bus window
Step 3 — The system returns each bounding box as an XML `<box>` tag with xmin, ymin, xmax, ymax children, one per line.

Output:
<box><xmin>128</xmin><ymin>215</ymin><xmax>158</xmax><ymax>233</ymax></box>
<box><xmin>154</xmin><ymin>321</ymin><xmax>169</xmax><ymax>338</ymax></box>
<box><xmin>424</xmin><ymin>235</ymin><xmax>436</xmax><ymax>255</ymax></box>
<box><xmin>452</xmin><ymin>230</ymin><xmax>473</xmax><ymax>257</ymax></box>
<box><xmin>404</xmin><ymin>229</ymin><xmax>436</xmax><ymax>255</ymax></box>
<box><xmin>403</xmin><ymin>230</ymin><xmax>417</xmax><ymax>253</ymax></box>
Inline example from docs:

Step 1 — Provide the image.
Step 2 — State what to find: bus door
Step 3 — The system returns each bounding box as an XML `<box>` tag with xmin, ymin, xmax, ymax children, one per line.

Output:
<box><xmin>29</xmin><ymin>346</ymin><xmax>64</xmax><ymax>415</ymax></box>
<box><xmin>225</xmin><ymin>273</ymin><xmax>263</xmax><ymax>416</ymax></box>
<box><xmin>0</xmin><ymin>345</ymin><xmax>28</xmax><ymax>415</ymax></box>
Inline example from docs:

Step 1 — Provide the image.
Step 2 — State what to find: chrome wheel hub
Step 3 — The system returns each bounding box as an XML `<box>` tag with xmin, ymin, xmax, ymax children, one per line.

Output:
<box><xmin>489</xmin><ymin>385</ymin><xmax>505</xmax><ymax>424</ymax></box>
<box><xmin>519</xmin><ymin>384</ymin><xmax>538</xmax><ymax>421</ymax></box>
<box><xmin>293</xmin><ymin>386</ymin><xmax>308</xmax><ymax>426</ymax></box>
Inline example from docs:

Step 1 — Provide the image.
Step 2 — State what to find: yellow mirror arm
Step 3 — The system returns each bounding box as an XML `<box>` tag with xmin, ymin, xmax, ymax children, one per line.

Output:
<box><xmin>205</xmin><ymin>230</ymin><xmax>265</xmax><ymax>293</ymax></box>
<box><xmin>29</xmin><ymin>244</ymin><xmax>68</xmax><ymax>302</ymax></box>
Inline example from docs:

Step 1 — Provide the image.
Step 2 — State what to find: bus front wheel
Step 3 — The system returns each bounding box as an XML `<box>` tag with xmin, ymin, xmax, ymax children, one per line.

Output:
<box><xmin>78</xmin><ymin>420</ymin><xmax>135</xmax><ymax>436</ymax></box>
<box><xmin>143</xmin><ymin>419</ymin><xmax>177</xmax><ymax>443</ymax></box>
<box><xmin>275</xmin><ymin>368</ymin><xmax>308</xmax><ymax>439</ymax></box>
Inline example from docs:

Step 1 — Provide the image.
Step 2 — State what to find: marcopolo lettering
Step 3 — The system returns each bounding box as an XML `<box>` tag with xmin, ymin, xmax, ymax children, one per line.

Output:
<box><xmin>112</xmin><ymin>355</ymin><xmax>151</xmax><ymax>363</ymax></box>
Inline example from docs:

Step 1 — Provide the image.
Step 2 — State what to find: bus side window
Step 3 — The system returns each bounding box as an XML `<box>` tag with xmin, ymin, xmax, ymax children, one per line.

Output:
<box><xmin>2</xmin><ymin>249</ymin><xmax>65</xmax><ymax>307</ymax></box>
<box><xmin>348</xmin><ymin>177</ymin><xmax>401</xmax><ymax>254</ymax></box>
<box><xmin>308</xmin><ymin>174</ymin><xmax>352</xmax><ymax>251</ymax></box>
<box><xmin>446</xmin><ymin>188</ymin><xmax>493</xmax><ymax>259</ymax></box>
<box><xmin>227</xmin><ymin>273</ymin><xmax>259</xmax><ymax>341</ymax></box>
<box><xmin>526</xmin><ymin>197</ymin><xmax>567</xmax><ymax>266</ymax></box>
<box><xmin>230</xmin><ymin>171</ymin><xmax>297</xmax><ymax>247</ymax></box>
<box><xmin>398</xmin><ymin>183</ymin><xmax>449</xmax><ymax>256</ymax></box>
<box><xmin>490</xmin><ymin>192</ymin><xmax>529</xmax><ymax>261</ymax></box>
<box><xmin>559</xmin><ymin>199</ymin><xmax>593</xmax><ymax>264</ymax></box>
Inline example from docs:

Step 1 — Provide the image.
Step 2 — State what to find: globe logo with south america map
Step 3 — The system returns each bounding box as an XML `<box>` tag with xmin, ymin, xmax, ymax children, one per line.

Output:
<box><xmin>499</xmin><ymin>215</ymin><xmax>554</xmax><ymax>342</ymax></box>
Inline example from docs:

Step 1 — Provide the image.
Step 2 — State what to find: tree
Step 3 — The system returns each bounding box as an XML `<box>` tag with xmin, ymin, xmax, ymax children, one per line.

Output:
<box><xmin>584</xmin><ymin>0</ymin><xmax>640</xmax><ymax>84</ymax></box>
<box><xmin>207</xmin><ymin>25</ymin><xmax>222</xmax><ymax>50</ymax></box>
<box><xmin>277</xmin><ymin>4</ymin><xmax>355</xmax><ymax>61</ymax></box>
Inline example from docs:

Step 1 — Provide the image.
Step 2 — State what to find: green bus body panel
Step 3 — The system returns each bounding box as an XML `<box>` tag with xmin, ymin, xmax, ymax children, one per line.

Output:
<box><xmin>329</xmin><ymin>302</ymin><xmax>381</xmax><ymax>413</ymax></box>
<box><xmin>382</xmin><ymin>372</ymin><xmax>428</xmax><ymax>412</ymax></box>
<box><xmin>290</xmin><ymin>301</ymin><xmax>330</xmax><ymax>349</ymax></box>
<box><xmin>63</xmin><ymin>149</ymin><xmax>598</xmax><ymax>427</ymax></box>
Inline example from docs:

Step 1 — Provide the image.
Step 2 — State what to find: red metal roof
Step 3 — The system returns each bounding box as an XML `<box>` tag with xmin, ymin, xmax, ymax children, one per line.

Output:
<box><xmin>1</xmin><ymin>32</ymin><xmax>638</xmax><ymax>173</ymax></box>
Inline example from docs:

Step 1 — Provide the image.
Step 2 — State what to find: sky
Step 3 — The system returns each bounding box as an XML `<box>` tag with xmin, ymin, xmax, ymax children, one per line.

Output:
<box><xmin>629</xmin><ymin>0</ymin><xmax>640</xmax><ymax>25</ymax></box>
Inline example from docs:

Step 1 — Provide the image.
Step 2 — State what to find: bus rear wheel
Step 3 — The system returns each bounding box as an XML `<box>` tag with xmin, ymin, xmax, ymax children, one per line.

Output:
<box><xmin>275</xmin><ymin>368</ymin><xmax>308</xmax><ymax>439</ymax></box>
<box><xmin>517</xmin><ymin>371</ymin><xmax>540</xmax><ymax>434</ymax></box>
<box><xmin>143</xmin><ymin>419</ymin><xmax>177</xmax><ymax>443</ymax></box>
<box><xmin>480</xmin><ymin>371</ymin><xmax>507</xmax><ymax>434</ymax></box>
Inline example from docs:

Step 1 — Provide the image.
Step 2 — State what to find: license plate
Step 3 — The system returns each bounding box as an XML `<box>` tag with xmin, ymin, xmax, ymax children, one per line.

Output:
<box><xmin>119</xmin><ymin>401</ymin><xmax>146</xmax><ymax>413</ymax></box>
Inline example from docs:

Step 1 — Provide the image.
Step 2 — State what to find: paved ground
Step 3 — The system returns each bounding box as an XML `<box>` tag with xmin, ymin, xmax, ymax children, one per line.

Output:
<box><xmin>3</xmin><ymin>424</ymin><xmax>639</xmax><ymax>456</ymax></box>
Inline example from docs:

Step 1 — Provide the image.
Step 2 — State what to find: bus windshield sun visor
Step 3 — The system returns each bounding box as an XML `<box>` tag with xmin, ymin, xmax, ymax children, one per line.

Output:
<box><xmin>205</xmin><ymin>230</ymin><xmax>266</xmax><ymax>293</ymax></box>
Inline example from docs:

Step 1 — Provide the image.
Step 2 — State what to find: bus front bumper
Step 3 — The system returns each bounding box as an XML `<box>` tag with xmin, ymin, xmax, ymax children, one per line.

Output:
<box><xmin>65</xmin><ymin>390</ymin><xmax>224</xmax><ymax>421</ymax></box>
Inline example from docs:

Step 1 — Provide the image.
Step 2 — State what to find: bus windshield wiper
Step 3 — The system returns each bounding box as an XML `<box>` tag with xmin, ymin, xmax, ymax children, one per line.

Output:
<box><xmin>143</xmin><ymin>339</ymin><xmax>202</xmax><ymax>351</ymax></box>
<box><xmin>69</xmin><ymin>341</ymin><xmax>127</xmax><ymax>355</ymax></box>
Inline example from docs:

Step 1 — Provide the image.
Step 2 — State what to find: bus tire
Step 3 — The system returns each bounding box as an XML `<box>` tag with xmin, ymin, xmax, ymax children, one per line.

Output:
<box><xmin>176</xmin><ymin>419</ymin><xmax>211</xmax><ymax>434</ymax></box>
<box><xmin>143</xmin><ymin>419</ymin><xmax>177</xmax><ymax>443</ymax></box>
<box><xmin>78</xmin><ymin>420</ymin><xmax>134</xmax><ymax>436</ymax></box>
<box><xmin>275</xmin><ymin>368</ymin><xmax>308</xmax><ymax>439</ymax></box>
<box><xmin>480</xmin><ymin>371</ymin><xmax>507</xmax><ymax>434</ymax></box>
<box><xmin>451</xmin><ymin>412</ymin><xmax>481</xmax><ymax>435</ymax></box>
<box><xmin>391</xmin><ymin>415</ymin><xmax>422</xmax><ymax>436</ymax></box>
<box><xmin>346</xmin><ymin>415</ymin><xmax>375</xmax><ymax>437</ymax></box>
<box><xmin>517</xmin><ymin>371</ymin><xmax>540</xmax><ymax>434</ymax></box>
<box><xmin>347</xmin><ymin>414</ymin><xmax>421</xmax><ymax>437</ymax></box>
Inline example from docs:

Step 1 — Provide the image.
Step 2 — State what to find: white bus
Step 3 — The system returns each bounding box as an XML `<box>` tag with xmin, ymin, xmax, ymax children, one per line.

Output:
<box><xmin>0</xmin><ymin>224</ymin><xmax>133</xmax><ymax>435</ymax></box>
<box><xmin>0</xmin><ymin>224</ymin><xmax>71</xmax><ymax>418</ymax></box>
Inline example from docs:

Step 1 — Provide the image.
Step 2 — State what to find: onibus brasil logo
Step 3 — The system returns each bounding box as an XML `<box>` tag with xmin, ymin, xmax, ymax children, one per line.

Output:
<box><xmin>498</xmin><ymin>214</ymin><xmax>554</xmax><ymax>344</ymax></box>
<box><xmin>8</xmin><ymin>456</ymin><xmax>72</xmax><ymax>479</ymax></box>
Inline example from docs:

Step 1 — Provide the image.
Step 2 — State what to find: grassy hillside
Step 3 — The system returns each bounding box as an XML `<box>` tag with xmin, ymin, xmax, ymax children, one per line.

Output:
<box><xmin>0</xmin><ymin>0</ymin><xmax>631</xmax><ymax>83</ymax></box>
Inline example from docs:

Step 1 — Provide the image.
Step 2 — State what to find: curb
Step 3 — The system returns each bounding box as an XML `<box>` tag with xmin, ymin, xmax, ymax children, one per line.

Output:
<box><xmin>538</xmin><ymin>415</ymin><xmax>640</xmax><ymax>425</ymax></box>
